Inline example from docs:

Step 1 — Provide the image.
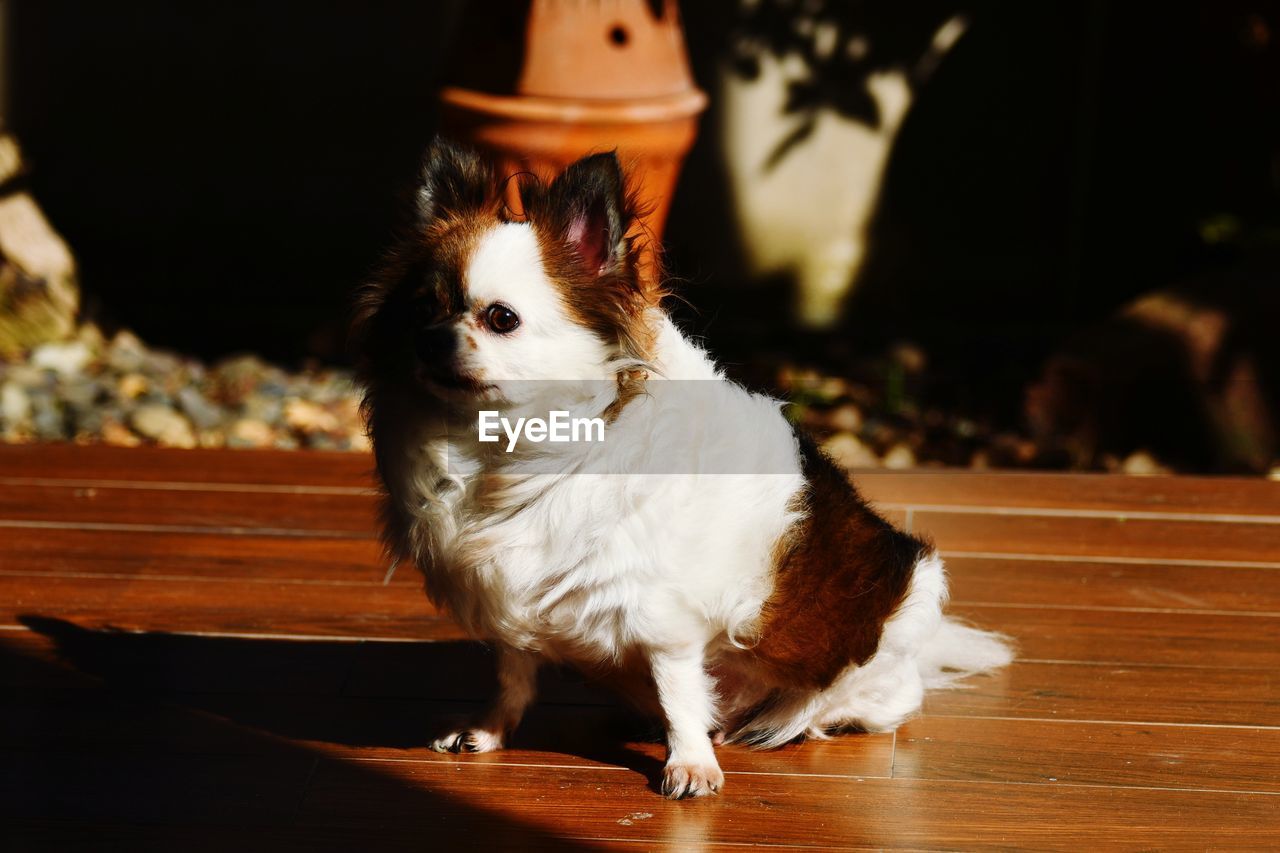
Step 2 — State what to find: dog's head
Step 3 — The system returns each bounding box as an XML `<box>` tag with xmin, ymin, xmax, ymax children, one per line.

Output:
<box><xmin>355</xmin><ymin>140</ymin><xmax>656</xmax><ymax>405</ymax></box>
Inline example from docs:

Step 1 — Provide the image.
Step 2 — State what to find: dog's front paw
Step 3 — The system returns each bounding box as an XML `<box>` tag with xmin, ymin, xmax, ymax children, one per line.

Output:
<box><xmin>661</xmin><ymin>759</ymin><xmax>725</xmax><ymax>799</ymax></box>
<box><xmin>430</xmin><ymin>727</ymin><xmax>505</xmax><ymax>754</ymax></box>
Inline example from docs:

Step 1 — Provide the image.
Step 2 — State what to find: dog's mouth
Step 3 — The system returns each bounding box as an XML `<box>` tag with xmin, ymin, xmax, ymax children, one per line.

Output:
<box><xmin>418</xmin><ymin>366</ymin><xmax>497</xmax><ymax>399</ymax></box>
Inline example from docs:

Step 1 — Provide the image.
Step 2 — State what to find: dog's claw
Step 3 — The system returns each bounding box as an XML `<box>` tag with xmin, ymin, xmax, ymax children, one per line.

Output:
<box><xmin>661</xmin><ymin>761</ymin><xmax>724</xmax><ymax>799</ymax></box>
<box><xmin>431</xmin><ymin>728</ymin><xmax>504</xmax><ymax>754</ymax></box>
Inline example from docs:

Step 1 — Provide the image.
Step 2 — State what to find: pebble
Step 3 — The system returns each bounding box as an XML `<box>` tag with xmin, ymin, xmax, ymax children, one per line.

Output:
<box><xmin>822</xmin><ymin>432</ymin><xmax>880</xmax><ymax>468</ymax></box>
<box><xmin>242</xmin><ymin>392</ymin><xmax>283</xmax><ymax>424</ymax></box>
<box><xmin>106</xmin><ymin>330</ymin><xmax>148</xmax><ymax>373</ymax></box>
<box><xmin>32</xmin><ymin>397</ymin><xmax>66</xmax><ymax>440</ymax></box>
<box><xmin>228</xmin><ymin>418</ymin><xmax>275</xmax><ymax>449</ymax></box>
<box><xmin>198</xmin><ymin>429</ymin><xmax>224</xmax><ymax>449</ymax></box>
<box><xmin>177</xmin><ymin>387</ymin><xmax>226</xmax><ymax>430</ymax></box>
<box><xmin>118</xmin><ymin>373</ymin><xmax>149</xmax><ymax>400</ymax></box>
<box><xmin>828</xmin><ymin>403</ymin><xmax>863</xmax><ymax>432</ymax></box>
<box><xmin>1</xmin><ymin>381</ymin><xmax>30</xmax><ymax>425</ymax></box>
<box><xmin>59</xmin><ymin>378</ymin><xmax>100</xmax><ymax>414</ymax></box>
<box><xmin>30</xmin><ymin>340</ymin><xmax>91</xmax><ymax>375</ymax></box>
<box><xmin>130</xmin><ymin>404</ymin><xmax>196</xmax><ymax>448</ymax></box>
<box><xmin>284</xmin><ymin>398</ymin><xmax>339</xmax><ymax>434</ymax></box>
<box><xmin>1122</xmin><ymin>450</ymin><xmax>1172</xmax><ymax>477</ymax></box>
<box><xmin>75</xmin><ymin>413</ymin><xmax>108</xmax><ymax>441</ymax></box>
<box><xmin>101</xmin><ymin>418</ymin><xmax>141</xmax><ymax>447</ymax></box>
<box><xmin>2</xmin><ymin>364</ymin><xmax>49</xmax><ymax>388</ymax></box>
<box><xmin>212</xmin><ymin>355</ymin><xmax>271</xmax><ymax>405</ymax></box>
<box><xmin>883</xmin><ymin>444</ymin><xmax>917</xmax><ymax>470</ymax></box>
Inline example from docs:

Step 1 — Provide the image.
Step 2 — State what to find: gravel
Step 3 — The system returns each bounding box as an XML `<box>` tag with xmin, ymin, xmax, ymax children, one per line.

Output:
<box><xmin>4</xmin><ymin>322</ymin><xmax>1277</xmax><ymax>478</ymax></box>
<box><xmin>0</xmin><ymin>324</ymin><xmax>369</xmax><ymax>451</ymax></box>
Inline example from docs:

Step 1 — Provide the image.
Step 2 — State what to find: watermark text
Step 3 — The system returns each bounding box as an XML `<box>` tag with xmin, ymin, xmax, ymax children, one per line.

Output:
<box><xmin>478</xmin><ymin>410</ymin><xmax>606</xmax><ymax>452</ymax></box>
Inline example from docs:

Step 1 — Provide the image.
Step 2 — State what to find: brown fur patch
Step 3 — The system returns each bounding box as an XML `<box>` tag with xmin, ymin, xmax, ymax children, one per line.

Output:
<box><xmin>518</xmin><ymin>162</ymin><xmax>663</xmax><ymax>367</ymax></box>
<box><xmin>748</xmin><ymin>435</ymin><xmax>927</xmax><ymax>691</ymax></box>
<box><xmin>535</xmin><ymin>216</ymin><xmax>662</xmax><ymax>366</ymax></box>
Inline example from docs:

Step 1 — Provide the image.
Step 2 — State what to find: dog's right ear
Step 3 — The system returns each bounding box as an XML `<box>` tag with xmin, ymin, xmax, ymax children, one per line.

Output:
<box><xmin>415</xmin><ymin>139</ymin><xmax>493</xmax><ymax>226</ymax></box>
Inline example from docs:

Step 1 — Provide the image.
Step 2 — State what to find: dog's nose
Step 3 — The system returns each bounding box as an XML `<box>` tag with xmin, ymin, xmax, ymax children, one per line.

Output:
<box><xmin>413</xmin><ymin>324</ymin><xmax>455</xmax><ymax>364</ymax></box>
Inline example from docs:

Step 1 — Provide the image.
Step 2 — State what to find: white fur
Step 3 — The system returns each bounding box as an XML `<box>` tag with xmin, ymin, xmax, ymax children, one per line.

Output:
<box><xmin>374</xmin><ymin>226</ymin><xmax>1011</xmax><ymax>796</ymax></box>
<box><xmin>453</xmin><ymin>223</ymin><xmax>616</xmax><ymax>393</ymax></box>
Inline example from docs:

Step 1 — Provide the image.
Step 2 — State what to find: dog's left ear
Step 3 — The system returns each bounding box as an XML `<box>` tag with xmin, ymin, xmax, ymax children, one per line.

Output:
<box><xmin>547</xmin><ymin>152</ymin><xmax>629</xmax><ymax>277</ymax></box>
<box><xmin>416</xmin><ymin>138</ymin><xmax>493</xmax><ymax>227</ymax></box>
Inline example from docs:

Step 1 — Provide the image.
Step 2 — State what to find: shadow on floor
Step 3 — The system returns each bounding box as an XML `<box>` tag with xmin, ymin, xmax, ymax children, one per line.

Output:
<box><xmin>3</xmin><ymin>616</ymin><xmax>666</xmax><ymax>849</ymax></box>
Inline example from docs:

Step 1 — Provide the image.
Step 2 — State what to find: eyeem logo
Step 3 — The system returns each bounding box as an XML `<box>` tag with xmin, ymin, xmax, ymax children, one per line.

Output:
<box><xmin>478</xmin><ymin>410</ymin><xmax>606</xmax><ymax>453</ymax></box>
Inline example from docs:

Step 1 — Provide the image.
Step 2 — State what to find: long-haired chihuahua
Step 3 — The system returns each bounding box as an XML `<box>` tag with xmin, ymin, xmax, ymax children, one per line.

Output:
<box><xmin>354</xmin><ymin>140</ymin><xmax>1011</xmax><ymax>799</ymax></box>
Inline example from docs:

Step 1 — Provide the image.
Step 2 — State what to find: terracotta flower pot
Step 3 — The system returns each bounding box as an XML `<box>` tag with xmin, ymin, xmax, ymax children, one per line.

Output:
<box><xmin>438</xmin><ymin>0</ymin><xmax>706</xmax><ymax>266</ymax></box>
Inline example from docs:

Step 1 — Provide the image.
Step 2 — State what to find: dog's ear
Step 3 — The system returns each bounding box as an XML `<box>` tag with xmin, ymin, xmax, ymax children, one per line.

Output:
<box><xmin>547</xmin><ymin>152</ymin><xmax>629</xmax><ymax>277</ymax></box>
<box><xmin>416</xmin><ymin>139</ymin><xmax>492</xmax><ymax>226</ymax></box>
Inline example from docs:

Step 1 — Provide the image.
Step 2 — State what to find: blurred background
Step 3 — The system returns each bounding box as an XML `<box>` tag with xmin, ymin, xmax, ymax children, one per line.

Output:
<box><xmin>2</xmin><ymin>0</ymin><xmax>1278</xmax><ymax>475</ymax></box>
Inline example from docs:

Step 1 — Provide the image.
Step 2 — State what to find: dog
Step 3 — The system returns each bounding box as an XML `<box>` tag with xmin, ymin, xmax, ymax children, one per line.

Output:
<box><xmin>354</xmin><ymin>140</ymin><xmax>1012</xmax><ymax>799</ymax></box>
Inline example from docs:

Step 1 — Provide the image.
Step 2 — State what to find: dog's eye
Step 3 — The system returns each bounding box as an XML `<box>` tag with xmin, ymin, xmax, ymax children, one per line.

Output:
<box><xmin>484</xmin><ymin>303</ymin><xmax>520</xmax><ymax>335</ymax></box>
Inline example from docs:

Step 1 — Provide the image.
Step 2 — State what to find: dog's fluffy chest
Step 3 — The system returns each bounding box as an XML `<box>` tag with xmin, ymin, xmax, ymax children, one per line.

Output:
<box><xmin>418</xmin><ymin>471</ymin><xmax>699</xmax><ymax>660</ymax></box>
<box><xmin>400</xmin><ymin>407</ymin><xmax>806</xmax><ymax>664</ymax></box>
<box><xmin>383</xmin><ymin>316</ymin><xmax>809</xmax><ymax>664</ymax></box>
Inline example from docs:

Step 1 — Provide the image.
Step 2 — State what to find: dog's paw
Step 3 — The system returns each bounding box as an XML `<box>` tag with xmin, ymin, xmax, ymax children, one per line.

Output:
<box><xmin>661</xmin><ymin>759</ymin><xmax>725</xmax><ymax>799</ymax></box>
<box><xmin>430</xmin><ymin>727</ymin><xmax>504</xmax><ymax>754</ymax></box>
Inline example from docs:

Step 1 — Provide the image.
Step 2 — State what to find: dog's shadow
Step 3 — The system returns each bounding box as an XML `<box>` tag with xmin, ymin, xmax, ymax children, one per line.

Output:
<box><xmin>16</xmin><ymin>615</ymin><xmax>666</xmax><ymax>792</ymax></box>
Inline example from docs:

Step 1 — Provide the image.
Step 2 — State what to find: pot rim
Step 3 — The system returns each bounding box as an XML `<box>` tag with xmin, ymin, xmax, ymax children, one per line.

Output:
<box><xmin>439</xmin><ymin>86</ymin><xmax>708</xmax><ymax>123</ymax></box>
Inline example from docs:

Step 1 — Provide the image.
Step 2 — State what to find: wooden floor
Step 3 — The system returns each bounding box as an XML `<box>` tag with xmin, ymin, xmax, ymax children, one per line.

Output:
<box><xmin>2</xmin><ymin>444</ymin><xmax>1278</xmax><ymax>850</ymax></box>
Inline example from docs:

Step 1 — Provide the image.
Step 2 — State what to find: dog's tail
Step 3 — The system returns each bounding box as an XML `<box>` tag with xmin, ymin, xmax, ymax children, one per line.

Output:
<box><xmin>917</xmin><ymin>615</ymin><xmax>1015</xmax><ymax>689</ymax></box>
<box><xmin>896</xmin><ymin>551</ymin><xmax>1015</xmax><ymax>689</ymax></box>
<box><xmin>728</xmin><ymin>551</ymin><xmax>1012</xmax><ymax>748</ymax></box>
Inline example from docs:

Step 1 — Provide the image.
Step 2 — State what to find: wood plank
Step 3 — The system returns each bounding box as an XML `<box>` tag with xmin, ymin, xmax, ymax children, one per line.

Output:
<box><xmin>0</xmin><ymin>483</ymin><xmax>378</xmax><ymax>534</ymax></box>
<box><xmin>341</xmin><ymin>646</ymin><xmax>1280</xmax><ymax>729</ymax></box>
<box><xmin>914</xmin><ymin>510</ymin><xmax>1280</xmax><ymax>563</ymax></box>
<box><xmin>857</xmin><ymin>469</ymin><xmax>1280</xmax><ymax>516</ymax></box>
<box><xmin>952</xmin><ymin>603</ymin><xmax>1280</xmax><ymax>669</ymax></box>
<box><xmin>6</xmin><ymin>445</ymin><xmax>1279</xmax><ymax>849</ymax></box>
<box><xmin>298</xmin><ymin>759</ymin><xmax>1280</xmax><ymax>849</ymax></box>
<box><xmin>0</xmin><ymin>443</ymin><xmax>373</xmax><ymax>488</ymax></box>
<box><xmin>926</xmin><ymin>661</ymin><xmax>1280</xmax><ymax>727</ymax></box>
<box><xmin>9</xmin><ymin>446</ymin><xmax>1279</xmax><ymax>519</ymax></box>
<box><xmin>945</xmin><ymin>555</ymin><xmax>1280</xmax><ymax>613</ymax></box>
<box><xmin>0</xmin><ymin>575</ymin><xmax>449</xmax><ymax>639</ymax></box>
<box><xmin>0</xmin><ymin>527</ymin><xmax>402</xmax><ymax>584</ymax></box>
<box><xmin>896</xmin><ymin>716</ymin><xmax>1280</xmax><ymax>793</ymax></box>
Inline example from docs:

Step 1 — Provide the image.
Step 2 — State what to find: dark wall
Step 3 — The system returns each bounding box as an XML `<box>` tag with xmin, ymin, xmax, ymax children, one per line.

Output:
<box><xmin>11</xmin><ymin>0</ymin><xmax>462</xmax><ymax>363</ymax></box>
<box><xmin>11</xmin><ymin>0</ymin><xmax>1280</xmax><ymax>415</ymax></box>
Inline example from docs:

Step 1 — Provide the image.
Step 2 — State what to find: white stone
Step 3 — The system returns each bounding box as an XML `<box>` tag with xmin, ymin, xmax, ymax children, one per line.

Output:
<box><xmin>1</xmin><ymin>381</ymin><xmax>30</xmax><ymax>424</ymax></box>
<box><xmin>30</xmin><ymin>340</ymin><xmax>91</xmax><ymax>375</ymax></box>
<box><xmin>883</xmin><ymin>444</ymin><xmax>917</xmax><ymax>470</ymax></box>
